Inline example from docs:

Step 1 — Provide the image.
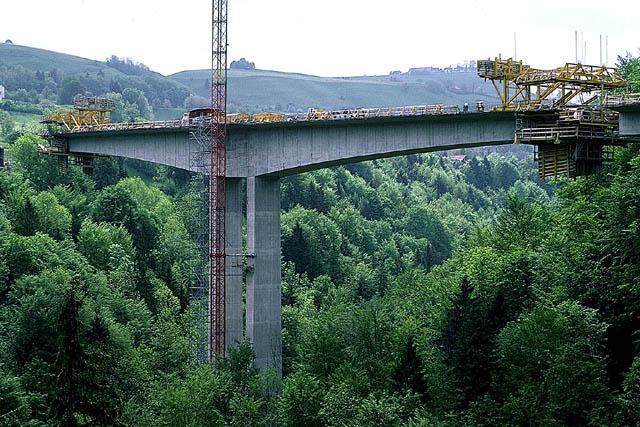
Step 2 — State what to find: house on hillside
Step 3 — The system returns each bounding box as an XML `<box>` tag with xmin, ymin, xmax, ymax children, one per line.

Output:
<box><xmin>408</xmin><ymin>67</ymin><xmax>441</xmax><ymax>75</ymax></box>
<box><xmin>0</xmin><ymin>85</ymin><xmax>5</xmax><ymax>100</ymax></box>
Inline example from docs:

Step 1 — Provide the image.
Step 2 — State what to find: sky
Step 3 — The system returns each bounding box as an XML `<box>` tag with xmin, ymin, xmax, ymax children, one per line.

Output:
<box><xmin>2</xmin><ymin>0</ymin><xmax>639</xmax><ymax>77</ymax></box>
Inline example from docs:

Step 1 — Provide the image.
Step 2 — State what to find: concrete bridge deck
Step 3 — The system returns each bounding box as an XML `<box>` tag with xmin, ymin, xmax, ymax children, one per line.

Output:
<box><xmin>62</xmin><ymin>111</ymin><xmax>516</xmax><ymax>177</ymax></box>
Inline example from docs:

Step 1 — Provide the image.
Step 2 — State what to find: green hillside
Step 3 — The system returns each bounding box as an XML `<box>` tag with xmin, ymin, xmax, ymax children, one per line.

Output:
<box><xmin>0</xmin><ymin>43</ymin><xmax>190</xmax><ymax>109</ymax></box>
<box><xmin>1</xmin><ymin>42</ymin><xmax>127</xmax><ymax>77</ymax></box>
<box><xmin>172</xmin><ymin>68</ymin><xmax>498</xmax><ymax>113</ymax></box>
<box><xmin>1</xmin><ymin>42</ymin><xmax>498</xmax><ymax>116</ymax></box>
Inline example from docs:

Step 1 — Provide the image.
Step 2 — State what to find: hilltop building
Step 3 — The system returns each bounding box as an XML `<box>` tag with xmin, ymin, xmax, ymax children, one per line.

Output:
<box><xmin>408</xmin><ymin>66</ymin><xmax>442</xmax><ymax>75</ymax></box>
<box><xmin>0</xmin><ymin>85</ymin><xmax>4</xmax><ymax>100</ymax></box>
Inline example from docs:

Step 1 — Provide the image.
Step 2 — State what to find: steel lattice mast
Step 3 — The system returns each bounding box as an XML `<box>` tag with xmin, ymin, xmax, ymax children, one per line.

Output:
<box><xmin>209</xmin><ymin>0</ymin><xmax>228</xmax><ymax>360</ymax></box>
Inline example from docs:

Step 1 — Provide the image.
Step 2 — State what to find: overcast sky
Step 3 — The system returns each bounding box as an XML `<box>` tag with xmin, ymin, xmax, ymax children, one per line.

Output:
<box><xmin>2</xmin><ymin>0</ymin><xmax>639</xmax><ymax>77</ymax></box>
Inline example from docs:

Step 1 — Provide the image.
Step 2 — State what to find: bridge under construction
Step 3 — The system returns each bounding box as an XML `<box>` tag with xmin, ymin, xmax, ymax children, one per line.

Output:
<box><xmin>43</xmin><ymin>57</ymin><xmax>634</xmax><ymax>179</ymax></box>
<box><xmin>39</xmin><ymin>51</ymin><xmax>640</xmax><ymax>374</ymax></box>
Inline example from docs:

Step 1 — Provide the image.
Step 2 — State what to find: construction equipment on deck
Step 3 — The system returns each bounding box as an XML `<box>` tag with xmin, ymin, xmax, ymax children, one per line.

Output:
<box><xmin>42</xmin><ymin>96</ymin><xmax>116</xmax><ymax>131</ymax></box>
<box><xmin>478</xmin><ymin>57</ymin><xmax>626</xmax><ymax>111</ymax></box>
<box><xmin>479</xmin><ymin>56</ymin><xmax>627</xmax><ymax>178</ymax></box>
<box><xmin>40</xmin><ymin>96</ymin><xmax>115</xmax><ymax>173</ymax></box>
<box><xmin>49</xmin><ymin>103</ymin><xmax>461</xmax><ymax>135</ymax></box>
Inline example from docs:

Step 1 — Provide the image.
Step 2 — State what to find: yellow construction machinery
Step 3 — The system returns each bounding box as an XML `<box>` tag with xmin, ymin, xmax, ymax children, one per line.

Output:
<box><xmin>479</xmin><ymin>57</ymin><xmax>628</xmax><ymax>178</ymax></box>
<box><xmin>42</xmin><ymin>96</ymin><xmax>116</xmax><ymax>131</ymax></box>
<box><xmin>40</xmin><ymin>96</ymin><xmax>115</xmax><ymax>173</ymax></box>
<box><xmin>478</xmin><ymin>57</ymin><xmax>626</xmax><ymax>111</ymax></box>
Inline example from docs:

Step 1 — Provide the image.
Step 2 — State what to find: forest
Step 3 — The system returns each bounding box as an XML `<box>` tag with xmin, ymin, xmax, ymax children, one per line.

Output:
<box><xmin>0</xmin><ymin>55</ymin><xmax>639</xmax><ymax>426</ymax></box>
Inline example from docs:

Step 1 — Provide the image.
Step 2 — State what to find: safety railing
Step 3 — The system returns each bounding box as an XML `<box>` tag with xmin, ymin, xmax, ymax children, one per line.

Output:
<box><xmin>513</xmin><ymin>100</ymin><xmax>555</xmax><ymax>112</ymax></box>
<box><xmin>603</xmin><ymin>93</ymin><xmax>640</xmax><ymax>107</ymax></box>
<box><xmin>517</xmin><ymin>124</ymin><xmax>617</xmax><ymax>143</ymax></box>
<box><xmin>516</xmin><ymin>127</ymin><xmax>579</xmax><ymax>142</ymax></box>
<box><xmin>558</xmin><ymin>108</ymin><xmax>618</xmax><ymax>125</ymax></box>
<box><xmin>64</xmin><ymin>120</ymin><xmax>183</xmax><ymax>133</ymax></box>
<box><xmin>59</xmin><ymin>103</ymin><xmax>463</xmax><ymax>133</ymax></box>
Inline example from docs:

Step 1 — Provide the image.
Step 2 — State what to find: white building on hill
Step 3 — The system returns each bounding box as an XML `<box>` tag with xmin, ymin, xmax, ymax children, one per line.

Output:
<box><xmin>0</xmin><ymin>85</ymin><xmax>5</xmax><ymax>100</ymax></box>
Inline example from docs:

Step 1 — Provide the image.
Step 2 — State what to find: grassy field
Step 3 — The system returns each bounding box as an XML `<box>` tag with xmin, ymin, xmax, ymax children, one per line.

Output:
<box><xmin>0</xmin><ymin>43</ymin><xmax>128</xmax><ymax>79</ymax></box>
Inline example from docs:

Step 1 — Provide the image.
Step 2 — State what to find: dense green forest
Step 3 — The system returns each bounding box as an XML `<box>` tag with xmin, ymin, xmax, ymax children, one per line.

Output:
<box><xmin>1</xmin><ymin>54</ymin><xmax>640</xmax><ymax>426</ymax></box>
<box><xmin>2</xmin><ymin>132</ymin><xmax>640</xmax><ymax>425</ymax></box>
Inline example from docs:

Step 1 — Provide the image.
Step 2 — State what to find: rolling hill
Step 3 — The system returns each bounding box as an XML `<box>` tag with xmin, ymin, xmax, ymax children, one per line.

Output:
<box><xmin>1</xmin><ymin>42</ymin><xmax>131</xmax><ymax>77</ymax></box>
<box><xmin>172</xmin><ymin>68</ymin><xmax>497</xmax><ymax>113</ymax></box>
<box><xmin>1</xmin><ymin>42</ymin><xmax>498</xmax><ymax>117</ymax></box>
<box><xmin>0</xmin><ymin>43</ymin><xmax>190</xmax><ymax>109</ymax></box>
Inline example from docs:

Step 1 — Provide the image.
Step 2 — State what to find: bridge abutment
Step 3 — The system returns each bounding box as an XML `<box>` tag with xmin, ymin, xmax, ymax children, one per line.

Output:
<box><xmin>246</xmin><ymin>176</ymin><xmax>282</xmax><ymax>376</ymax></box>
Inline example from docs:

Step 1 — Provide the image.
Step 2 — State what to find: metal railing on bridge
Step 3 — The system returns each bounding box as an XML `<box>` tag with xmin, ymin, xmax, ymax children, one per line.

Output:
<box><xmin>516</xmin><ymin>125</ymin><xmax>618</xmax><ymax>143</ymax></box>
<box><xmin>603</xmin><ymin>93</ymin><xmax>640</xmax><ymax>107</ymax></box>
<box><xmin>56</xmin><ymin>103</ymin><xmax>462</xmax><ymax>134</ymax></box>
<box><xmin>64</xmin><ymin>120</ymin><xmax>184</xmax><ymax>133</ymax></box>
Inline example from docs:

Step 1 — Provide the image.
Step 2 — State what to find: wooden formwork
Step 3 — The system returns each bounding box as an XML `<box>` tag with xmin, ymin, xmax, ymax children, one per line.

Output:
<box><xmin>535</xmin><ymin>141</ymin><xmax>612</xmax><ymax>179</ymax></box>
<box><xmin>535</xmin><ymin>143</ymin><xmax>575</xmax><ymax>178</ymax></box>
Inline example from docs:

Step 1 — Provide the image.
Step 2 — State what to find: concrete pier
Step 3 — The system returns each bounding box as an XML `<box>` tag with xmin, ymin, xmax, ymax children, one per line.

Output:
<box><xmin>225</xmin><ymin>178</ymin><xmax>244</xmax><ymax>350</ymax></box>
<box><xmin>246</xmin><ymin>176</ymin><xmax>282</xmax><ymax>375</ymax></box>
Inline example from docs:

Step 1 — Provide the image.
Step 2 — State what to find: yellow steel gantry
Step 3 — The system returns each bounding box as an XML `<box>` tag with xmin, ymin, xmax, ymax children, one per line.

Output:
<box><xmin>42</xmin><ymin>96</ymin><xmax>116</xmax><ymax>132</ymax></box>
<box><xmin>40</xmin><ymin>96</ymin><xmax>116</xmax><ymax>173</ymax></box>
<box><xmin>478</xmin><ymin>57</ymin><xmax>627</xmax><ymax>110</ymax></box>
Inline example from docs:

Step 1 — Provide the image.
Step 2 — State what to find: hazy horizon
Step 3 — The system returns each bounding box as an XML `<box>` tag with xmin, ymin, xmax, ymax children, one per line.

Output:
<box><xmin>2</xmin><ymin>0</ymin><xmax>639</xmax><ymax>77</ymax></box>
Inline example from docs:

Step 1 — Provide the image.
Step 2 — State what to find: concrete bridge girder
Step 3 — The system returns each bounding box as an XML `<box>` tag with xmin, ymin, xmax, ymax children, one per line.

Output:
<box><xmin>66</xmin><ymin>112</ymin><xmax>516</xmax><ymax>178</ymax></box>
<box><xmin>617</xmin><ymin>108</ymin><xmax>640</xmax><ymax>137</ymax></box>
<box><xmin>63</xmin><ymin>112</ymin><xmax>518</xmax><ymax>375</ymax></box>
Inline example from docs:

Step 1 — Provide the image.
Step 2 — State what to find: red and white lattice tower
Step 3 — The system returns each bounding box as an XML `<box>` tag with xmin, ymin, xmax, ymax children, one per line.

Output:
<box><xmin>209</xmin><ymin>0</ymin><xmax>228</xmax><ymax>360</ymax></box>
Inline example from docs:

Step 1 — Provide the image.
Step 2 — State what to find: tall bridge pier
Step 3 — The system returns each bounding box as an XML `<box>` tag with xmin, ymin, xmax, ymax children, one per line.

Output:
<box><xmin>246</xmin><ymin>176</ymin><xmax>282</xmax><ymax>373</ymax></box>
<box><xmin>224</xmin><ymin>176</ymin><xmax>283</xmax><ymax>373</ymax></box>
<box><xmin>225</xmin><ymin>178</ymin><xmax>244</xmax><ymax>352</ymax></box>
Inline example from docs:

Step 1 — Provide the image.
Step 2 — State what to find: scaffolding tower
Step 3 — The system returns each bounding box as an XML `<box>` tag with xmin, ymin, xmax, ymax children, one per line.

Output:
<box><xmin>188</xmin><ymin>0</ymin><xmax>229</xmax><ymax>361</ymax></box>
